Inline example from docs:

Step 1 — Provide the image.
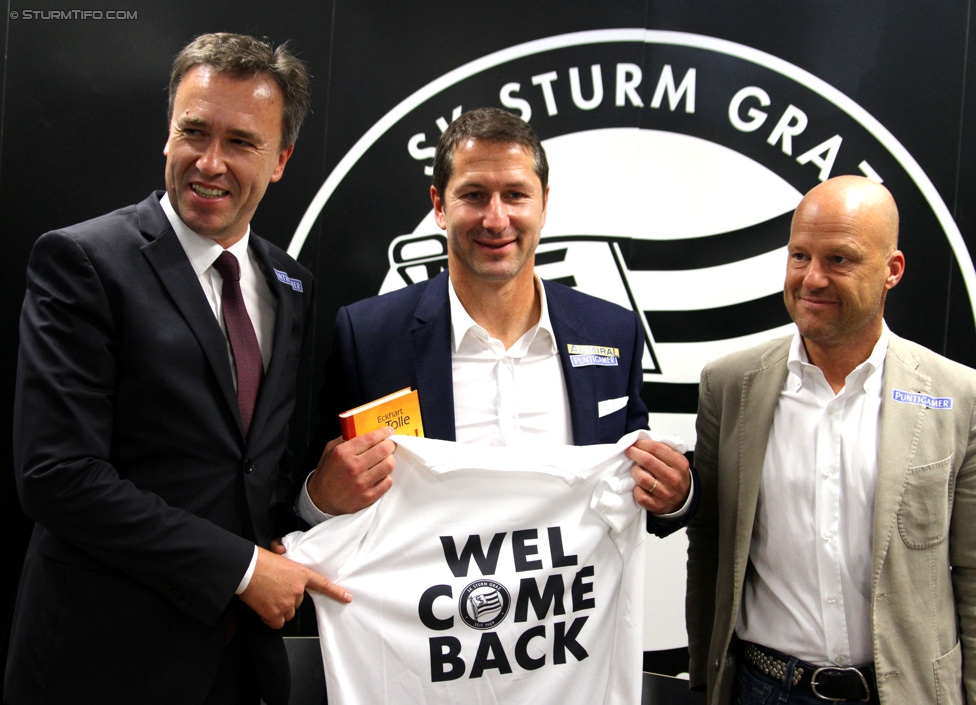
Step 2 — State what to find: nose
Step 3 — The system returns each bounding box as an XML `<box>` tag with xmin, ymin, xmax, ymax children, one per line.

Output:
<box><xmin>482</xmin><ymin>194</ymin><xmax>509</xmax><ymax>232</ymax></box>
<box><xmin>802</xmin><ymin>259</ymin><xmax>829</xmax><ymax>290</ymax></box>
<box><xmin>196</xmin><ymin>139</ymin><xmax>227</xmax><ymax>177</ymax></box>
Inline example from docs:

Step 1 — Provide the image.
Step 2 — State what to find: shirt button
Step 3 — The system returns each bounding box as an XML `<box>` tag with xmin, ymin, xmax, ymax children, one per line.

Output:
<box><xmin>822</xmin><ymin>532</ymin><xmax>832</xmax><ymax>542</ymax></box>
<box><xmin>826</xmin><ymin>595</ymin><xmax>837</xmax><ymax>604</ymax></box>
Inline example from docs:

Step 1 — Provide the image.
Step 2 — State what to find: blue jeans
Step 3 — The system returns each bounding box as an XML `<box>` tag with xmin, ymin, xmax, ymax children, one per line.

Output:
<box><xmin>736</xmin><ymin>661</ymin><xmax>880</xmax><ymax>705</ymax></box>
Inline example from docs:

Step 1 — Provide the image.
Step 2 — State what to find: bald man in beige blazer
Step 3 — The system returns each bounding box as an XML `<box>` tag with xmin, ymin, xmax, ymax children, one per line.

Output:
<box><xmin>686</xmin><ymin>176</ymin><xmax>976</xmax><ymax>704</ymax></box>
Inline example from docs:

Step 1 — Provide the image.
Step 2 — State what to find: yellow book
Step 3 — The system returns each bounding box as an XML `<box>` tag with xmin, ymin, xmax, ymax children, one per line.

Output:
<box><xmin>339</xmin><ymin>387</ymin><xmax>425</xmax><ymax>441</ymax></box>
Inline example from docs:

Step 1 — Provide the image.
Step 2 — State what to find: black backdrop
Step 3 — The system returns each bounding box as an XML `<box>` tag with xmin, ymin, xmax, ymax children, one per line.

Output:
<box><xmin>3</xmin><ymin>0</ymin><xmax>976</xmax><ymax>693</ymax></box>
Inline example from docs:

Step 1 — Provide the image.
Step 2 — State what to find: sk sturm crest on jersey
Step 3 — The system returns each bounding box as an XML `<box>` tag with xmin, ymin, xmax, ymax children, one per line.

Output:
<box><xmin>459</xmin><ymin>580</ymin><xmax>511</xmax><ymax>630</ymax></box>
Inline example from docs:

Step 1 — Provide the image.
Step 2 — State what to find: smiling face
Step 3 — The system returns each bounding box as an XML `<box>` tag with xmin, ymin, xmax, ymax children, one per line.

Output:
<box><xmin>783</xmin><ymin>176</ymin><xmax>904</xmax><ymax>365</ymax></box>
<box><xmin>432</xmin><ymin>139</ymin><xmax>548</xmax><ymax>290</ymax></box>
<box><xmin>164</xmin><ymin>65</ymin><xmax>293</xmax><ymax>246</ymax></box>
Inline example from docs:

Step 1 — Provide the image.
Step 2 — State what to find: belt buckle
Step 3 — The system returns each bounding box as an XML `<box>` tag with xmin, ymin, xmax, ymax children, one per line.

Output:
<box><xmin>810</xmin><ymin>666</ymin><xmax>871</xmax><ymax>702</ymax></box>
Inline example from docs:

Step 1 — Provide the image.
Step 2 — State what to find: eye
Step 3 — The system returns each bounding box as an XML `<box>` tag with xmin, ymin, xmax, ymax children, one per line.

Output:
<box><xmin>831</xmin><ymin>255</ymin><xmax>849</xmax><ymax>265</ymax></box>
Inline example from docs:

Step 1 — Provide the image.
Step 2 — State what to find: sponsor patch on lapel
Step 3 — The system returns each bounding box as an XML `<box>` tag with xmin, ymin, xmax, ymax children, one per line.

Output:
<box><xmin>567</xmin><ymin>343</ymin><xmax>619</xmax><ymax>367</ymax></box>
<box><xmin>892</xmin><ymin>389</ymin><xmax>952</xmax><ymax>409</ymax></box>
<box><xmin>274</xmin><ymin>269</ymin><xmax>304</xmax><ymax>292</ymax></box>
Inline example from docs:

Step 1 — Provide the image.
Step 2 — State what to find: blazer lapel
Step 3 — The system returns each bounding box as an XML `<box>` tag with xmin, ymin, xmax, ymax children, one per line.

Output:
<box><xmin>411</xmin><ymin>272</ymin><xmax>457</xmax><ymax>441</ymax></box>
<box><xmin>138</xmin><ymin>198</ymin><xmax>239</xmax><ymax>425</ymax></box>
<box><xmin>873</xmin><ymin>334</ymin><xmax>927</xmax><ymax>577</ymax></box>
<box><xmin>545</xmin><ymin>282</ymin><xmax>598</xmax><ymax>444</ymax></box>
<box><xmin>246</xmin><ymin>236</ymin><xmax>300</xmax><ymax>442</ymax></box>
<box><xmin>734</xmin><ymin>340</ymin><xmax>790</xmax><ymax>578</ymax></box>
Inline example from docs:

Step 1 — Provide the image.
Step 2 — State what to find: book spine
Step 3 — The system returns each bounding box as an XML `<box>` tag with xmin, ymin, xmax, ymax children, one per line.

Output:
<box><xmin>339</xmin><ymin>415</ymin><xmax>357</xmax><ymax>441</ymax></box>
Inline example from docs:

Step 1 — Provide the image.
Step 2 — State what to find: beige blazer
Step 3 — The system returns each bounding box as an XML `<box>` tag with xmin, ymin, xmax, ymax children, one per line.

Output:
<box><xmin>686</xmin><ymin>332</ymin><xmax>976</xmax><ymax>705</ymax></box>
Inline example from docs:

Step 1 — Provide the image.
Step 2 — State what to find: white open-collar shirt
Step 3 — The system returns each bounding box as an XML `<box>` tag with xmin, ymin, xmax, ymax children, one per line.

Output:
<box><xmin>737</xmin><ymin>324</ymin><xmax>888</xmax><ymax>667</ymax></box>
<box><xmin>448</xmin><ymin>274</ymin><xmax>573</xmax><ymax>446</ymax></box>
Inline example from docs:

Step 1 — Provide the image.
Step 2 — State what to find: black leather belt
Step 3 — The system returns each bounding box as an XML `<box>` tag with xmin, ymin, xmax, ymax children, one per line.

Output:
<box><xmin>741</xmin><ymin>640</ymin><xmax>874</xmax><ymax>702</ymax></box>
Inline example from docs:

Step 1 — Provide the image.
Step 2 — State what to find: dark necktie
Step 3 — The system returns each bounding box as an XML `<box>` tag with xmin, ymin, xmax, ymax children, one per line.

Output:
<box><xmin>212</xmin><ymin>251</ymin><xmax>263</xmax><ymax>438</ymax></box>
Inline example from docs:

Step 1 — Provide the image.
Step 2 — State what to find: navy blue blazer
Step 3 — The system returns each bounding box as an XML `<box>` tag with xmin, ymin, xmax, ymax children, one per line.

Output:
<box><xmin>311</xmin><ymin>270</ymin><xmax>695</xmax><ymax>538</ymax></box>
<box><xmin>8</xmin><ymin>193</ymin><xmax>313</xmax><ymax>705</ymax></box>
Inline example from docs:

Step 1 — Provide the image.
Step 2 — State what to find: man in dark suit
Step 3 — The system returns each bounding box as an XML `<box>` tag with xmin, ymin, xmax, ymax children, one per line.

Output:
<box><xmin>299</xmin><ymin>107</ymin><xmax>695</xmax><ymax>537</ymax></box>
<box><xmin>7</xmin><ymin>33</ymin><xmax>348</xmax><ymax>705</ymax></box>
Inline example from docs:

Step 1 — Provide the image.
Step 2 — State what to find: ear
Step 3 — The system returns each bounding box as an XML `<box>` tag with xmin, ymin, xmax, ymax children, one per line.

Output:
<box><xmin>269</xmin><ymin>144</ymin><xmax>295</xmax><ymax>183</ymax></box>
<box><xmin>431</xmin><ymin>185</ymin><xmax>447</xmax><ymax>230</ymax></box>
<box><xmin>885</xmin><ymin>249</ymin><xmax>905</xmax><ymax>290</ymax></box>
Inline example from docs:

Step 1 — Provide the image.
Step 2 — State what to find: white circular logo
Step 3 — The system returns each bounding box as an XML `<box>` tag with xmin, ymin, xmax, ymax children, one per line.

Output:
<box><xmin>459</xmin><ymin>579</ymin><xmax>512</xmax><ymax>630</ymax></box>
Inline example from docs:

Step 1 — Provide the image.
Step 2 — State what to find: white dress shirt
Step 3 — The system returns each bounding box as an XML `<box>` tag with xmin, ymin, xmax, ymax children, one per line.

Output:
<box><xmin>448</xmin><ymin>275</ymin><xmax>573</xmax><ymax>446</ymax></box>
<box><xmin>160</xmin><ymin>194</ymin><xmax>273</xmax><ymax>594</ymax></box>
<box><xmin>737</xmin><ymin>324</ymin><xmax>889</xmax><ymax>667</ymax></box>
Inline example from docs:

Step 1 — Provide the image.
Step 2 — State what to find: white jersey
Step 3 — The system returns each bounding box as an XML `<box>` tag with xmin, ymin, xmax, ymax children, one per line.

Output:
<box><xmin>282</xmin><ymin>431</ymin><xmax>654</xmax><ymax>705</ymax></box>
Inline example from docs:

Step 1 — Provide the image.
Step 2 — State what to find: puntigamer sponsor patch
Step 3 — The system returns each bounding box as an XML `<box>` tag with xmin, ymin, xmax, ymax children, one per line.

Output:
<box><xmin>892</xmin><ymin>389</ymin><xmax>952</xmax><ymax>409</ymax></box>
<box><xmin>273</xmin><ymin>268</ymin><xmax>303</xmax><ymax>292</ymax></box>
<box><xmin>568</xmin><ymin>344</ymin><xmax>619</xmax><ymax>367</ymax></box>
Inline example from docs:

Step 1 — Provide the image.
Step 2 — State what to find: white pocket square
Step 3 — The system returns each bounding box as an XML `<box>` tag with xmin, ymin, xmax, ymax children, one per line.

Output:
<box><xmin>597</xmin><ymin>396</ymin><xmax>628</xmax><ymax>418</ymax></box>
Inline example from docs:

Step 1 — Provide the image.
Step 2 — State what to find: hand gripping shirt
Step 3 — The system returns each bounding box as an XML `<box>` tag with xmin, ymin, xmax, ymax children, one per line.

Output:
<box><xmin>282</xmin><ymin>430</ymin><xmax>653</xmax><ymax>705</ymax></box>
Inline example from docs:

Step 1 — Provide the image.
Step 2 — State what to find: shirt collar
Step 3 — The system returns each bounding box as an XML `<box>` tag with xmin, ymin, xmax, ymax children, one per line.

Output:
<box><xmin>447</xmin><ymin>274</ymin><xmax>557</xmax><ymax>355</ymax></box>
<box><xmin>160</xmin><ymin>193</ymin><xmax>251</xmax><ymax>274</ymax></box>
<box><xmin>786</xmin><ymin>321</ymin><xmax>889</xmax><ymax>394</ymax></box>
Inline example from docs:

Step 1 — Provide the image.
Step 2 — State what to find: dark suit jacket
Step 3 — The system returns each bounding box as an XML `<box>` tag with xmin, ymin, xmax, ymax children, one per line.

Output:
<box><xmin>7</xmin><ymin>193</ymin><xmax>314</xmax><ymax>705</ymax></box>
<box><xmin>309</xmin><ymin>269</ymin><xmax>695</xmax><ymax>538</ymax></box>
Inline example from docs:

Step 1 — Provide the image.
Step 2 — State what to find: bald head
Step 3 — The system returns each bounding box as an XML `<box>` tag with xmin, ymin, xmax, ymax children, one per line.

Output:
<box><xmin>784</xmin><ymin>175</ymin><xmax>905</xmax><ymax>378</ymax></box>
<box><xmin>793</xmin><ymin>175</ymin><xmax>900</xmax><ymax>253</ymax></box>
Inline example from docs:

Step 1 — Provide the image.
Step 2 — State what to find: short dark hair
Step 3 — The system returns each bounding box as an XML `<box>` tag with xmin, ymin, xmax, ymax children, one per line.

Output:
<box><xmin>168</xmin><ymin>32</ymin><xmax>311</xmax><ymax>149</ymax></box>
<box><xmin>432</xmin><ymin>107</ymin><xmax>548</xmax><ymax>198</ymax></box>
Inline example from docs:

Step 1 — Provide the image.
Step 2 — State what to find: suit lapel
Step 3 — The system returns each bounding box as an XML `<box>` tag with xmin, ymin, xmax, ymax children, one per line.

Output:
<box><xmin>139</xmin><ymin>197</ymin><xmax>239</xmax><ymax>425</ymax></box>
<box><xmin>545</xmin><ymin>282</ymin><xmax>598</xmax><ymax>444</ymax></box>
<box><xmin>247</xmin><ymin>235</ymin><xmax>298</xmax><ymax>442</ymax></box>
<box><xmin>734</xmin><ymin>340</ymin><xmax>790</xmax><ymax>578</ymax></box>
<box><xmin>873</xmin><ymin>334</ymin><xmax>927</xmax><ymax>577</ymax></box>
<box><xmin>411</xmin><ymin>272</ymin><xmax>457</xmax><ymax>441</ymax></box>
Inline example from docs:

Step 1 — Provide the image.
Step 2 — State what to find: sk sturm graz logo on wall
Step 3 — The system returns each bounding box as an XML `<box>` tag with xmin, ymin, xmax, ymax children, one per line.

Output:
<box><xmin>291</xmin><ymin>29</ymin><xmax>976</xmax><ymax>441</ymax></box>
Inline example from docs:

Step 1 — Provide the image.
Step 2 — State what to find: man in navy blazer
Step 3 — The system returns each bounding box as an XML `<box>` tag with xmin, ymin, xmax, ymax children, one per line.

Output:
<box><xmin>7</xmin><ymin>34</ymin><xmax>347</xmax><ymax>705</ymax></box>
<box><xmin>301</xmin><ymin>108</ymin><xmax>696</xmax><ymax>537</ymax></box>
